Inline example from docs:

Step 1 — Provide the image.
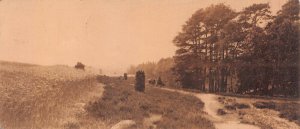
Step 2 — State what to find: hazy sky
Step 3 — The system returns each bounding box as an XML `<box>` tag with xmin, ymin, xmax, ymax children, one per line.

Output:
<box><xmin>0</xmin><ymin>0</ymin><xmax>287</xmax><ymax>73</ymax></box>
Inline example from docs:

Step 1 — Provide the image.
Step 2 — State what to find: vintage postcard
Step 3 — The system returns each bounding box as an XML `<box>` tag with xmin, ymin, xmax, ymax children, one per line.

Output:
<box><xmin>0</xmin><ymin>0</ymin><xmax>299</xmax><ymax>129</ymax></box>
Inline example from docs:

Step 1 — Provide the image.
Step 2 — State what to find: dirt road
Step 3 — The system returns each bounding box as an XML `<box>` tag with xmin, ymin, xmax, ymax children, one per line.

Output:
<box><xmin>195</xmin><ymin>94</ymin><xmax>259</xmax><ymax>129</ymax></box>
<box><xmin>161</xmin><ymin>88</ymin><xmax>259</xmax><ymax>129</ymax></box>
<box><xmin>161</xmin><ymin>88</ymin><xmax>300</xmax><ymax>129</ymax></box>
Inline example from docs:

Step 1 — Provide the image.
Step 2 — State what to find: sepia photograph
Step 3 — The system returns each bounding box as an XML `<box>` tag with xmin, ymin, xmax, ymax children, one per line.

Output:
<box><xmin>0</xmin><ymin>0</ymin><xmax>299</xmax><ymax>129</ymax></box>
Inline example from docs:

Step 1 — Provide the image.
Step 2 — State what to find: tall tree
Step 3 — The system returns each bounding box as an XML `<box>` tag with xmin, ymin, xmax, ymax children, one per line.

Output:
<box><xmin>172</xmin><ymin>1</ymin><xmax>299</xmax><ymax>97</ymax></box>
<box><xmin>173</xmin><ymin>9</ymin><xmax>206</xmax><ymax>89</ymax></box>
<box><xmin>203</xmin><ymin>4</ymin><xmax>236</xmax><ymax>92</ymax></box>
<box><xmin>173</xmin><ymin>4</ymin><xmax>236</xmax><ymax>91</ymax></box>
<box><xmin>264</xmin><ymin>0</ymin><xmax>299</xmax><ymax>96</ymax></box>
<box><xmin>236</xmin><ymin>3</ymin><xmax>272</xmax><ymax>94</ymax></box>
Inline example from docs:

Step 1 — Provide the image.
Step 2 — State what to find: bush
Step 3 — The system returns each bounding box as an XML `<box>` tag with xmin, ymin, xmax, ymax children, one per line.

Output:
<box><xmin>253</xmin><ymin>101</ymin><xmax>276</xmax><ymax>109</ymax></box>
<box><xmin>234</xmin><ymin>103</ymin><xmax>250</xmax><ymax>109</ymax></box>
<box><xmin>135</xmin><ymin>71</ymin><xmax>145</xmax><ymax>92</ymax></box>
<box><xmin>156</xmin><ymin>76</ymin><xmax>165</xmax><ymax>87</ymax></box>
<box><xmin>75</xmin><ymin>62</ymin><xmax>85</xmax><ymax>70</ymax></box>
<box><xmin>148</xmin><ymin>79</ymin><xmax>156</xmax><ymax>85</ymax></box>
<box><xmin>124</xmin><ymin>73</ymin><xmax>128</xmax><ymax>80</ymax></box>
<box><xmin>275</xmin><ymin>102</ymin><xmax>300</xmax><ymax>125</ymax></box>
<box><xmin>224</xmin><ymin>105</ymin><xmax>236</xmax><ymax>110</ymax></box>
<box><xmin>253</xmin><ymin>101</ymin><xmax>300</xmax><ymax>125</ymax></box>
<box><xmin>217</xmin><ymin>109</ymin><xmax>227</xmax><ymax>115</ymax></box>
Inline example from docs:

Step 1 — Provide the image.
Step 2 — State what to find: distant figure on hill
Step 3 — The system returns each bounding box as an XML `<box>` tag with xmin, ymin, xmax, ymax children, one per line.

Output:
<box><xmin>75</xmin><ymin>62</ymin><xmax>85</xmax><ymax>70</ymax></box>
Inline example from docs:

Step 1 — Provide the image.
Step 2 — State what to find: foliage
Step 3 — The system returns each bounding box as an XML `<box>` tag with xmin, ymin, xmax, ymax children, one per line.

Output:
<box><xmin>156</xmin><ymin>76</ymin><xmax>165</xmax><ymax>86</ymax></box>
<box><xmin>172</xmin><ymin>1</ymin><xmax>299</xmax><ymax>96</ymax></box>
<box><xmin>135</xmin><ymin>71</ymin><xmax>145</xmax><ymax>92</ymax></box>
<box><xmin>128</xmin><ymin>62</ymin><xmax>156</xmax><ymax>77</ymax></box>
<box><xmin>88</xmin><ymin>76</ymin><xmax>214</xmax><ymax>129</ymax></box>
<box><xmin>127</xmin><ymin>58</ymin><xmax>177</xmax><ymax>87</ymax></box>
<box><xmin>252</xmin><ymin>101</ymin><xmax>300</xmax><ymax>125</ymax></box>
<box><xmin>124</xmin><ymin>73</ymin><xmax>128</xmax><ymax>80</ymax></box>
<box><xmin>173</xmin><ymin>3</ymin><xmax>237</xmax><ymax>92</ymax></box>
<box><xmin>75</xmin><ymin>62</ymin><xmax>85</xmax><ymax>70</ymax></box>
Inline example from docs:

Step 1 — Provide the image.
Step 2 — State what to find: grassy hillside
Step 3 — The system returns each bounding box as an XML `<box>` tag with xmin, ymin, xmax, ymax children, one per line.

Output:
<box><xmin>0</xmin><ymin>61</ymin><xmax>215</xmax><ymax>129</ymax></box>
<box><xmin>0</xmin><ymin>61</ymin><xmax>98</xmax><ymax>129</ymax></box>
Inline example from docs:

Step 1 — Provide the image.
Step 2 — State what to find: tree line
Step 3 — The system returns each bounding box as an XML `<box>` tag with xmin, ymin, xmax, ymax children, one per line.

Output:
<box><xmin>127</xmin><ymin>58</ymin><xmax>177</xmax><ymax>87</ymax></box>
<box><xmin>173</xmin><ymin>0</ymin><xmax>299</xmax><ymax>96</ymax></box>
<box><xmin>127</xmin><ymin>0</ymin><xmax>299</xmax><ymax>97</ymax></box>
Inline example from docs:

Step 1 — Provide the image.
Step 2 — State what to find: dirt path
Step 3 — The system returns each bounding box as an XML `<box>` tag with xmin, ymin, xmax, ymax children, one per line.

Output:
<box><xmin>195</xmin><ymin>94</ymin><xmax>260</xmax><ymax>129</ymax></box>
<box><xmin>161</xmin><ymin>88</ymin><xmax>259</xmax><ymax>129</ymax></box>
<box><xmin>161</xmin><ymin>88</ymin><xmax>300</xmax><ymax>129</ymax></box>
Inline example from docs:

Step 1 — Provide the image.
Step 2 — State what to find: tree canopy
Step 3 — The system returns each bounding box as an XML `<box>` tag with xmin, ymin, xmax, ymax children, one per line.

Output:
<box><xmin>172</xmin><ymin>0</ymin><xmax>299</xmax><ymax>96</ymax></box>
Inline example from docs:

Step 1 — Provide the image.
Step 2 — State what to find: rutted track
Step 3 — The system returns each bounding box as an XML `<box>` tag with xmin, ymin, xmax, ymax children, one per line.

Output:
<box><xmin>160</xmin><ymin>88</ymin><xmax>263</xmax><ymax>129</ymax></box>
<box><xmin>195</xmin><ymin>94</ymin><xmax>259</xmax><ymax>129</ymax></box>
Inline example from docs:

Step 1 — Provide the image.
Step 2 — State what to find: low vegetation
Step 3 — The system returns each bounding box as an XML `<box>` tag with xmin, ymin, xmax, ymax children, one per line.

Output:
<box><xmin>253</xmin><ymin>101</ymin><xmax>276</xmax><ymax>109</ymax></box>
<box><xmin>86</xmin><ymin>76</ymin><xmax>215</xmax><ymax>129</ymax></box>
<box><xmin>218</xmin><ymin>97</ymin><xmax>250</xmax><ymax>111</ymax></box>
<box><xmin>217</xmin><ymin>109</ymin><xmax>226</xmax><ymax>115</ymax></box>
<box><xmin>0</xmin><ymin>61</ymin><xmax>97</xmax><ymax>129</ymax></box>
<box><xmin>253</xmin><ymin>101</ymin><xmax>300</xmax><ymax>125</ymax></box>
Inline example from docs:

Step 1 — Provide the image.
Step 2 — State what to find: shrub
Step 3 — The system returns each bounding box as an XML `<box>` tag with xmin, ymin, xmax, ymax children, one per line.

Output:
<box><xmin>224</xmin><ymin>105</ymin><xmax>236</xmax><ymax>110</ymax></box>
<box><xmin>234</xmin><ymin>103</ymin><xmax>250</xmax><ymax>109</ymax></box>
<box><xmin>75</xmin><ymin>62</ymin><xmax>85</xmax><ymax>70</ymax></box>
<box><xmin>124</xmin><ymin>73</ymin><xmax>128</xmax><ymax>80</ymax></box>
<box><xmin>135</xmin><ymin>70</ymin><xmax>145</xmax><ymax>92</ymax></box>
<box><xmin>253</xmin><ymin>101</ymin><xmax>276</xmax><ymax>109</ymax></box>
<box><xmin>274</xmin><ymin>102</ymin><xmax>300</xmax><ymax>125</ymax></box>
<box><xmin>148</xmin><ymin>79</ymin><xmax>156</xmax><ymax>85</ymax></box>
<box><xmin>217</xmin><ymin>109</ymin><xmax>226</xmax><ymax>115</ymax></box>
<box><xmin>156</xmin><ymin>76</ymin><xmax>165</xmax><ymax>86</ymax></box>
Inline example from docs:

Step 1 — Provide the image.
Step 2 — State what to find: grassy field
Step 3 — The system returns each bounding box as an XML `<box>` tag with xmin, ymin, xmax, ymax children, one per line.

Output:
<box><xmin>86</xmin><ymin>76</ymin><xmax>215</xmax><ymax>129</ymax></box>
<box><xmin>0</xmin><ymin>61</ymin><xmax>215</xmax><ymax>129</ymax></box>
<box><xmin>0</xmin><ymin>61</ymin><xmax>99</xmax><ymax>129</ymax></box>
<box><xmin>1</xmin><ymin>61</ymin><xmax>299</xmax><ymax>129</ymax></box>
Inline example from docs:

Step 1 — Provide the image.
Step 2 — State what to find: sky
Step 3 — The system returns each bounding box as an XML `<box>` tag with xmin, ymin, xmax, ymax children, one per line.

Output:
<box><xmin>0</xmin><ymin>0</ymin><xmax>287</xmax><ymax>74</ymax></box>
